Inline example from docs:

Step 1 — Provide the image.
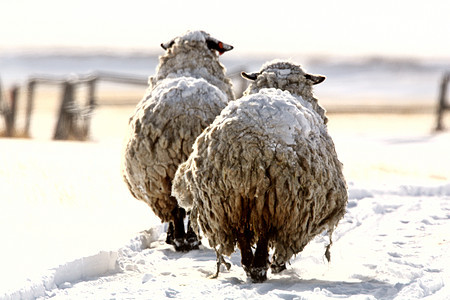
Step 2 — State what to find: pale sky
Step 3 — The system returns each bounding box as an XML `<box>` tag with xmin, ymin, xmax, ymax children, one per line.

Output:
<box><xmin>1</xmin><ymin>0</ymin><xmax>450</xmax><ymax>59</ymax></box>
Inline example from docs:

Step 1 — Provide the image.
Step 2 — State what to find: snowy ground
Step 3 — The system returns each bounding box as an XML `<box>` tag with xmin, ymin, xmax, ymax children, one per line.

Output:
<box><xmin>1</xmin><ymin>111</ymin><xmax>449</xmax><ymax>299</ymax></box>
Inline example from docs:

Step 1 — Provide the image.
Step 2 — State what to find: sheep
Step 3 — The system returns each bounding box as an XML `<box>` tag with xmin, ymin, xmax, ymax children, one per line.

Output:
<box><xmin>121</xmin><ymin>30</ymin><xmax>234</xmax><ymax>251</ymax></box>
<box><xmin>241</xmin><ymin>60</ymin><xmax>328</xmax><ymax>124</ymax></box>
<box><xmin>172</xmin><ymin>60</ymin><xmax>347</xmax><ymax>281</ymax></box>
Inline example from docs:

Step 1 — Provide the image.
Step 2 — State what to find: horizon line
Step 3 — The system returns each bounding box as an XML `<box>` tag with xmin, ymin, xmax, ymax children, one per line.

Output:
<box><xmin>2</xmin><ymin>46</ymin><xmax>450</xmax><ymax>62</ymax></box>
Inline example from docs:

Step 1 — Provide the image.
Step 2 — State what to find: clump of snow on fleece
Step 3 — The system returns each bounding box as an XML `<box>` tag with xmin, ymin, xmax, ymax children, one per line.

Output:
<box><xmin>179</xmin><ymin>30</ymin><xmax>207</xmax><ymax>42</ymax></box>
<box><xmin>148</xmin><ymin>77</ymin><xmax>228</xmax><ymax>114</ymax></box>
<box><xmin>215</xmin><ymin>88</ymin><xmax>324</xmax><ymax>145</ymax></box>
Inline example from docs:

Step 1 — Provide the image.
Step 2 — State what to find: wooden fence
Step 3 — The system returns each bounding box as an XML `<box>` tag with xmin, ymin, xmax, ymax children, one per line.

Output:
<box><xmin>2</xmin><ymin>70</ymin><xmax>248</xmax><ymax>140</ymax></box>
<box><xmin>24</xmin><ymin>71</ymin><xmax>148</xmax><ymax>140</ymax></box>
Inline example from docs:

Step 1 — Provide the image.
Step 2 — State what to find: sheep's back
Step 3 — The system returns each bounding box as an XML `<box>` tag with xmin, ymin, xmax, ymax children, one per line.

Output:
<box><xmin>178</xmin><ymin>89</ymin><xmax>347</xmax><ymax>257</ymax></box>
<box><xmin>122</xmin><ymin>77</ymin><xmax>228</xmax><ymax>221</ymax></box>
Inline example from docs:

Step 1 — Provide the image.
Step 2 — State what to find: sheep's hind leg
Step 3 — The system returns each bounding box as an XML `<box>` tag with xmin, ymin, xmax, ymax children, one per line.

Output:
<box><xmin>270</xmin><ymin>251</ymin><xmax>287</xmax><ymax>274</ymax></box>
<box><xmin>250</xmin><ymin>235</ymin><xmax>269</xmax><ymax>283</ymax></box>
<box><xmin>270</xmin><ymin>262</ymin><xmax>286</xmax><ymax>274</ymax></box>
<box><xmin>237</xmin><ymin>229</ymin><xmax>254</xmax><ymax>278</ymax></box>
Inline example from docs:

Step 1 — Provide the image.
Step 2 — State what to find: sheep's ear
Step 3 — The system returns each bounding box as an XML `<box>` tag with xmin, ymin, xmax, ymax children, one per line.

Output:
<box><xmin>206</xmin><ymin>38</ymin><xmax>233</xmax><ymax>55</ymax></box>
<box><xmin>241</xmin><ymin>72</ymin><xmax>259</xmax><ymax>81</ymax></box>
<box><xmin>305</xmin><ymin>74</ymin><xmax>326</xmax><ymax>85</ymax></box>
<box><xmin>161</xmin><ymin>39</ymin><xmax>175</xmax><ymax>50</ymax></box>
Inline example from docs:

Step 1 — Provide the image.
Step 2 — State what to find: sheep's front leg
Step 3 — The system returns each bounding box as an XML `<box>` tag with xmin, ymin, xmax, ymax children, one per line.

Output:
<box><xmin>169</xmin><ymin>205</ymin><xmax>187</xmax><ymax>251</ymax></box>
<box><xmin>167</xmin><ymin>206</ymin><xmax>200</xmax><ymax>252</ymax></box>
<box><xmin>165</xmin><ymin>221</ymin><xmax>175</xmax><ymax>245</ymax></box>
<box><xmin>185</xmin><ymin>217</ymin><xmax>201</xmax><ymax>250</ymax></box>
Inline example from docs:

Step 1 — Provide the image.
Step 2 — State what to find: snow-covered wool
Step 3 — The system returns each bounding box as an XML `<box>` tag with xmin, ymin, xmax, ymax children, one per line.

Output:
<box><xmin>121</xmin><ymin>30</ymin><xmax>233</xmax><ymax>251</ymax></box>
<box><xmin>172</xmin><ymin>61</ymin><xmax>347</xmax><ymax>281</ymax></box>
<box><xmin>242</xmin><ymin>60</ymin><xmax>328</xmax><ymax>124</ymax></box>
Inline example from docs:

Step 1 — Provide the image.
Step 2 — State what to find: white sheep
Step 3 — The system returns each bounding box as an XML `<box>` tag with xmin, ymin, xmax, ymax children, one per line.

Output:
<box><xmin>172</xmin><ymin>60</ymin><xmax>347</xmax><ymax>281</ymax></box>
<box><xmin>122</xmin><ymin>30</ymin><xmax>234</xmax><ymax>251</ymax></box>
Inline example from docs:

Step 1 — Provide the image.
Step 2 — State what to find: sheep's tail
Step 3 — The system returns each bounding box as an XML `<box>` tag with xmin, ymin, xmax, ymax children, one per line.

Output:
<box><xmin>324</xmin><ymin>229</ymin><xmax>334</xmax><ymax>263</ymax></box>
<box><xmin>210</xmin><ymin>248</ymin><xmax>231</xmax><ymax>279</ymax></box>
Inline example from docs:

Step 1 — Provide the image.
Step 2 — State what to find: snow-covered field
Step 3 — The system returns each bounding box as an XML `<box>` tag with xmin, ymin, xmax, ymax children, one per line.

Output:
<box><xmin>1</xmin><ymin>109</ymin><xmax>449</xmax><ymax>299</ymax></box>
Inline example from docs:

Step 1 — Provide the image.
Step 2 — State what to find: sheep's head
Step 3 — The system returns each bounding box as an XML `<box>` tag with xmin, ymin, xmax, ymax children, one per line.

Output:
<box><xmin>161</xmin><ymin>30</ymin><xmax>233</xmax><ymax>56</ymax></box>
<box><xmin>242</xmin><ymin>60</ymin><xmax>328</xmax><ymax>124</ymax></box>
<box><xmin>242</xmin><ymin>60</ymin><xmax>325</xmax><ymax>89</ymax></box>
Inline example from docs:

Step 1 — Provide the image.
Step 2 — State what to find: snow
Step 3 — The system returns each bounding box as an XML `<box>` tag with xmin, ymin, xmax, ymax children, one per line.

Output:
<box><xmin>216</xmin><ymin>88</ymin><xmax>323</xmax><ymax>145</ymax></box>
<box><xmin>1</xmin><ymin>114</ymin><xmax>450</xmax><ymax>299</ymax></box>
<box><xmin>259</xmin><ymin>59</ymin><xmax>306</xmax><ymax>77</ymax></box>
<box><xmin>0</xmin><ymin>138</ymin><xmax>158</xmax><ymax>299</ymax></box>
<box><xmin>180</xmin><ymin>30</ymin><xmax>208</xmax><ymax>42</ymax></box>
<box><xmin>151</xmin><ymin>77</ymin><xmax>227</xmax><ymax>109</ymax></box>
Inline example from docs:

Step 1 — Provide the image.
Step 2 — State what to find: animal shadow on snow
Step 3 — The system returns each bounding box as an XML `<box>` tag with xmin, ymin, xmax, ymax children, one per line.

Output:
<box><xmin>239</xmin><ymin>276</ymin><xmax>406</xmax><ymax>300</ymax></box>
<box><xmin>159</xmin><ymin>244</ymin><xmax>242</xmax><ymax>268</ymax></box>
<box><xmin>157</xmin><ymin>245</ymin><xmax>404</xmax><ymax>299</ymax></box>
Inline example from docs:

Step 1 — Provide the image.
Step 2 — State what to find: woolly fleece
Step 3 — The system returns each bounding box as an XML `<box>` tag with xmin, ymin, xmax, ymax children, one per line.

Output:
<box><xmin>122</xmin><ymin>77</ymin><xmax>228</xmax><ymax>221</ymax></box>
<box><xmin>122</xmin><ymin>30</ymin><xmax>234</xmax><ymax>222</ymax></box>
<box><xmin>173</xmin><ymin>88</ymin><xmax>347</xmax><ymax>267</ymax></box>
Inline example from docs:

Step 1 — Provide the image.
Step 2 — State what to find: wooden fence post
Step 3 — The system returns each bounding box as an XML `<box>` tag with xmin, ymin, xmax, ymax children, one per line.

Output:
<box><xmin>53</xmin><ymin>81</ymin><xmax>77</xmax><ymax>140</ymax></box>
<box><xmin>82</xmin><ymin>77</ymin><xmax>97</xmax><ymax>139</ymax></box>
<box><xmin>435</xmin><ymin>73</ymin><xmax>450</xmax><ymax>131</ymax></box>
<box><xmin>4</xmin><ymin>86</ymin><xmax>19</xmax><ymax>137</ymax></box>
<box><xmin>0</xmin><ymin>78</ymin><xmax>4</xmax><ymax>134</ymax></box>
<box><xmin>24</xmin><ymin>80</ymin><xmax>36</xmax><ymax>137</ymax></box>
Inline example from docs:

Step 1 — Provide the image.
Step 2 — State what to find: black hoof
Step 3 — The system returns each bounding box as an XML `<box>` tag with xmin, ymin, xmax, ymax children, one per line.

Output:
<box><xmin>186</xmin><ymin>232</ymin><xmax>201</xmax><ymax>248</ymax></box>
<box><xmin>270</xmin><ymin>262</ymin><xmax>286</xmax><ymax>274</ymax></box>
<box><xmin>184</xmin><ymin>224</ymin><xmax>201</xmax><ymax>251</ymax></box>
<box><xmin>165</xmin><ymin>212</ymin><xmax>201</xmax><ymax>252</ymax></box>
<box><xmin>186</xmin><ymin>238</ymin><xmax>201</xmax><ymax>250</ymax></box>
<box><xmin>173</xmin><ymin>237</ymin><xmax>200</xmax><ymax>252</ymax></box>
<box><xmin>173</xmin><ymin>238</ymin><xmax>188</xmax><ymax>252</ymax></box>
<box><xmin>249</xmin><ymin>267</ymin><xmax>267</xmax><ymax>283</ymax></box>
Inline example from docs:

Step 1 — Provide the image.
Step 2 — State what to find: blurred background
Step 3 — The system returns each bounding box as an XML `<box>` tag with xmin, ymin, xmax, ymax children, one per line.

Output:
<box><xmin>1</xmin><ymin>0</ymin><xmax>450</xmax><ymax>139</ymax></box>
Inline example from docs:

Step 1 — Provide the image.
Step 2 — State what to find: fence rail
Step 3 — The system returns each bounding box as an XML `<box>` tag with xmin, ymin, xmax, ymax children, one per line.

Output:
<box><xmin>21</xmin><ymin>71</ymin><xmax>148</xmax><ymax>140</ymax></box>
